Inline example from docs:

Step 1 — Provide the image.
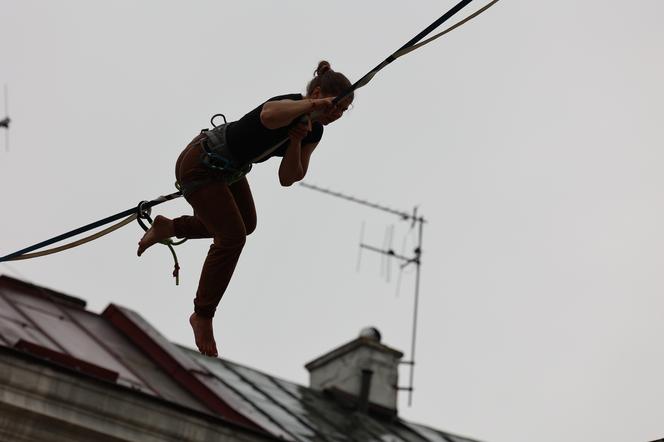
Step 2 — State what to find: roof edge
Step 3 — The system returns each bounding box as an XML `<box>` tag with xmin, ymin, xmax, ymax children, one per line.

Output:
<box><xmin>0</xmin><ymin>345</ymin><xmax>283</xmax><ymax>441</ymax></box>
<box><xmin>305</xmin><ymin>336</ymin><xmax>404</xmax><ymax>372</ymax></box>
<box><xmin>102</xmin><ymin>304</ymin><xmax>269</xmax><ymax>435</ymax></box>
<box><xmin>0</xmin><ymin>275</ymin><xmax>87</xmax><ymax>309</ymax></box>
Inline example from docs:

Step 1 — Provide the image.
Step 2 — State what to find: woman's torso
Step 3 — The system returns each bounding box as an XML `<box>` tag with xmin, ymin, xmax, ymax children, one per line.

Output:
<box><xmin>225</xmin><ymin>93</ymin><xmax>324</xmax><ymax>164</ymax></box>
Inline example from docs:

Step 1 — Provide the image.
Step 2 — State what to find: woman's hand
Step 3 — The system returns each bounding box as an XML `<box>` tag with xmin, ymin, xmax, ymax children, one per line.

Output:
<box><xmin>309</xmin><ymin>97</ymin><xmax>336</xmax><ymax>113</ymax></box>
<box><xmin>288</xmin><ymin>117</ymin><xmax>312</xmax><ymax>142</ymax></box>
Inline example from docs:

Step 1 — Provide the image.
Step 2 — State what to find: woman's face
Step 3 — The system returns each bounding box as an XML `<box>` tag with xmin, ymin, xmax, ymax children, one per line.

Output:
<box><xmin>317</xmin><ymin>91</ymin><xmax>352</xmax><ymax>125</ymax></box>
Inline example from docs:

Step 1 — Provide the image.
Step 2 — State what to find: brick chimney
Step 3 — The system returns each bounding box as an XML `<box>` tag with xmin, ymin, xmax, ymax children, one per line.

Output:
<box><xmin>304</xmin><ymin>327</ymin><xmax>403</xmax><ymax>415</ymax></box>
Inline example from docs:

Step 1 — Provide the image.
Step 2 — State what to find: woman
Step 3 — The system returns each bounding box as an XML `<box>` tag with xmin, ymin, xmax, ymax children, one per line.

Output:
<box><xmin>137</xmin><ymin>61</ymin><xmax>353</xmax><ymax>357</ymax></box>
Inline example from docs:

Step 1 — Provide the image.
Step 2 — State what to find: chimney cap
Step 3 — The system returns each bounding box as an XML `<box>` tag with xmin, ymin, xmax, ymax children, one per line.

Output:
<box><xmin>358</xmin><ymin>326</ymin><xmax>381</xmax><ymax>342</ymax></box>
<box><xmin>305</xmin><ymin>328</ymin><xmax>403</xmax><ymax>372</ymax></box>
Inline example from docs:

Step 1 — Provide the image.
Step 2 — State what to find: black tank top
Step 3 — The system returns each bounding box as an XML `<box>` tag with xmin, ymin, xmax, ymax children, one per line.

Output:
<box><xmin>225</xmin><ymin>93</ymin><xmax>324</xmax><ymax>164</ymax></box>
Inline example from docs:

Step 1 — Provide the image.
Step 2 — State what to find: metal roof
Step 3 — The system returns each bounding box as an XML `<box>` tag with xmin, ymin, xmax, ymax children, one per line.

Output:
<box><xmin>0</xmin><ymin>275</ymin><xmax>482</xmax><ymax>442</ymax></box>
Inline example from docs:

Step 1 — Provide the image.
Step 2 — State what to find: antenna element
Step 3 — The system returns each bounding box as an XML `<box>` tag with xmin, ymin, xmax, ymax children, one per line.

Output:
<box><xmin>300</xmin><ymin>182</ymin><xmax>426</xmax><ymax>406</ymax></box>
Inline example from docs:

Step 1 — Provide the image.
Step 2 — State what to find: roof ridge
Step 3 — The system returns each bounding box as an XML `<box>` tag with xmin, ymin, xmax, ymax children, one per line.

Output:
<box><xmin>0</xmin><ymin>275</ymin><xmax>86</xmax><ymax>309</ymax></box>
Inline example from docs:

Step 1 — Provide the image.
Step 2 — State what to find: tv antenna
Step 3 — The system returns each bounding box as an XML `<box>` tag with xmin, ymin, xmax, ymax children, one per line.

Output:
<box><xmin>1</xmin><ymin>84</ymin><xmax>10</xmax><ymax>152</ymax></box>
<box><xmin>300</xmin><ymin>182</ymin><xmax>426</xmax><ymax>406</ymax></box>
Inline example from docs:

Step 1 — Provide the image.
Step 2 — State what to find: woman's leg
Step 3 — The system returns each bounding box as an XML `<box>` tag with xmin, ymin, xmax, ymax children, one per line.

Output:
<box><xmin>138</xmin><ymin>135</ymin><xmax>211</xmax><ymax>253</ymax></box>
<box><xmin>139</xmin><ymin>134</ymin><xmax>255</xmax><ymax>356</ymax></box>
<box><xmin>228</xmin><ymin>177</ymin><xmax>257</xmax><ymax>235</ymax></box>
<box><xmin>171</xmin><ymin>176</ymin><xmax>256</xmax><ymax>238</ymax></box>
<box><xmin>185</xmin><ymin>181</ymin><xmax>248</xmax><ymax>316</ymax></box>
<box><xmin>137</xmin><ymin>175</ymin><xmax>256</xmax><ymax>253</ymax></box>
<box><xmin>184</xmin><ymin>179</ymin><xmax>250</xmax><ymax>356</ymax></box>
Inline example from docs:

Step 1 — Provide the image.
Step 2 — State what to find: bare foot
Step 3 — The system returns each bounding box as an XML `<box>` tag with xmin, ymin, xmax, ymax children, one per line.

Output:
<box><xmin>189</xmin><ymin>312</ymin><xmax>218</xmax><ymax>357</ymax></box>
<box><xmin>137</xmin><ymin>215</ymin><xmax>175</xmax><ymax>256</ymax></box>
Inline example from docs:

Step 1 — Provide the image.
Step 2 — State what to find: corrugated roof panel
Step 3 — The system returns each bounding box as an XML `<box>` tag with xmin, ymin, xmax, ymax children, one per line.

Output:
<box><xmin>196</xmin><ymin>355</ymin><xmax>316</xmax><ymax>441</ymax></box>
<box><xmin>0</xmin><ymin>299</ymin><xmax>34</xmax><ymax>346</ymax></box>
<box><xmin>113</xmin><ymin>305</ymin><xmax>203</xmax><ymax>372</ymax></box>
<box><xmin>15</xmin><ymin>302</ymin><xmax>119</xmax><ymax>364</ymax></box>
<box><xmin>376</xmin><ymin>437</ymin><xmax>409</xmax><ymax>442</ymax></box>
<box><xmin>180</xmin><ymin>355</ymin><xmax>296</xmax><ymax>440</ymax></box>
<box><xmin>4</xmin><ymin>288</ymin><xmax>68</xmax><ymax>313</ymax></box>
<box><xmin>223</xmin><ymin>361</ymin><xmax>409</xmax><ymax>442</ymax></box>
<box><xmin>104</xmin><ymin>306</ymin><xmax>269</xmax><ymax>432</ymax></box>
<box><xmin>388</xmin><ymin>422</ymin><xmax>432</xmax><ymax>442</ymax></box>
<box><xmin>264</xmin><ymin>378</ymin><xmax>354</xmax><ymax>442</ymax></box>
<box><xmin>403</xmin><ymin>422</ymin><xmax>481</xmax><ymax>442</ymax></box>
<box><xmin>0</xmin><ymin>283</ymin><xmax>213</xmax><ymax>417</ymax></box>
<box><xmin>399</xmin><ymin>423</ymin><xmax>449</xmax><ymax>442</ymax></box>
<box><xmin>224</xmin><ymin>362</ymin><xmax>349</xmax><ymax>442</ymax></box>
<box><xmin>0</xmin><ymin>291</ymin><xmax>68</xmax><ymax>351</ymax></box>
<box><xmin>10</xmin><ymin>296</ymin><xmax>163</xmax><ymax>394</ymax></box>
<box><xmin>0</xmin><ymin>277</ymin><xmax>485</xmax><ymax>442</ymax></box>
<box><xmin>444</xmin><ymin>434</ymin><xmax>481</xmax><ymax>442</ymax></box>
<box><xmin>68</xmin><ymin>308</ymin><xmax>209</xmax><ymax>413</ymax></box>
<box><xmin>272</xmin><ymin>377</ymin><xmax>394</xmax><ymax>442</ymax></box>
<box><xmin>352</xmin><ymin>414</ymin><xmax>410</xmax><ymax>442</ymax></box>
<box><xmin>219</xmin><ymin>360</ymin><xmax>334</xmax><ymax>442</ymax></box>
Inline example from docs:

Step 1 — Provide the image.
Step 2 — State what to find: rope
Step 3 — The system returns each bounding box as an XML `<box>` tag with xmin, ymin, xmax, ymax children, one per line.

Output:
<box><xmin>392</xmin><ymin>0</ymin><xmax>500</xmax><ymax>59</ymax></box>
<box><xmin>0</xmin><ymin>191</ymin><xmax>186</xmax><ymax>285</ymax></box>
<box><xmin>0</xmin><ymin>1</ymin><xmax>500</xmax><ymax>273</ymax></box>
<box><xmin>5</xmin><ymin>214</ymin><xmax>137</xmax><ymax>261</ymax></box>
<box><xmin>0</xmin><ymin>191</ymin><xmax>182</xmax><ymax>263</ymax></box>
<box><xmin>135</xmin><ymin>200</ymin><xmax>186</xmax><ymax>285</ymax></box>
<box><xmin>333</xmin><ymin>0</ymin><xmax>500</xmax><ymax>104</ymax></box>
<box><xmin>257</xmin><ymin>0</ymin><xmax>500</xmax><ymax>160</ymax></box>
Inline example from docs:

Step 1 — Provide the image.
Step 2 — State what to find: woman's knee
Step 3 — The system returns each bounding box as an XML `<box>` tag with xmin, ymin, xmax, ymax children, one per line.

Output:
<box><xmin>244</xmin><ymin>216</ymin><xmax>257</xmax><ymax>236</ymax></box>
<box><xmin>213</xmin><ymin>230</ymin><xmax>247</xmax><ymax>249</ymax></box>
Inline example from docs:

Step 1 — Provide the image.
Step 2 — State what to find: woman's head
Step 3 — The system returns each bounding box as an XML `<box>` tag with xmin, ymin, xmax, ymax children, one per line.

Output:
<box><xmin>306</xmin><ymin>61</ymin><xmax>353</xmax><ymax>124</ymax></box>
<box><xmin>306</xmin><ymin>61</ymin><xmax>352</xmax><ymax>99</ymax></box>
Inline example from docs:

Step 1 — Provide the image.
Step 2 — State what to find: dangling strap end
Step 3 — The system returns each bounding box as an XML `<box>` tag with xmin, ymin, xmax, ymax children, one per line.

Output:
<box><xmin>173</xmin><ymin>262</ymin><xmax>180</xmax><ymax>285</ymax></box>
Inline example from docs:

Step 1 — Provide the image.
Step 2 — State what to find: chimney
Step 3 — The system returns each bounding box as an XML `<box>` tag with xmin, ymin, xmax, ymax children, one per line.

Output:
<box><xmin>304</xmin><ymin>327</ymin><xmax>404</xmax><ymax>415</ymax></box>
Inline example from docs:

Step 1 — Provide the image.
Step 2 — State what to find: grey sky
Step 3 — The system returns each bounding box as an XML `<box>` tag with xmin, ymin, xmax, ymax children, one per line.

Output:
<box><xmin>1</xmin><ymin>1</ymin><xmax>663</xmax><ymax>441</ymax></box>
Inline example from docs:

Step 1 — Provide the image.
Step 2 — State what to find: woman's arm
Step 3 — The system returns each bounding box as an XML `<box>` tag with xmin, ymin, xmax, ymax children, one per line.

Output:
<box><xmin>260</xmin><ymin>97</ymin><xmax>334</xmax><ymax>129</ymax></box>
<box><xmin>300</xmin><ymin>142</ymin><xmax>318</xmax><ymax>177</ymax></box>
<box><xmin>278</xmin><ymin>117</ymin><xmax>320</xmax><ymax>186</ymax></box>
<box><xmin>279</xmin><ymin>138</ymin><xmax>304</xmax><ymax>186</ymax></box>
<box><xmin>278</xmin><ymin>141</ymin><xmax>319</xmax><ymax>187</ymax></box>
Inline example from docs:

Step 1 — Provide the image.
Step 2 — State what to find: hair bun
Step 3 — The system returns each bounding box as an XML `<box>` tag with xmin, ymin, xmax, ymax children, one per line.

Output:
<box><xmin>315</xmin><ymin>60</ymin><xmax>332</xmax><ymax>76</ymax></box>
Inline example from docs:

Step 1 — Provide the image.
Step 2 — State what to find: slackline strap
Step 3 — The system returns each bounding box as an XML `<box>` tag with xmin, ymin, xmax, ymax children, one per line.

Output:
<box><xmin>0</xmin><ymin>191</ymin><xmax>182</xmax><ymax>262</ymax></box>
<box><xmin>0</xmin><ymin>1</ymin><xmax>500</xmax><ymax>263</ymax></box>
<box><xmin>333</xmin><ymin>0</ymin><xmax>500</xmax><ymax>104</ymax></box>
<box><xmin>260</xmin><ymin>0</ymin><xmax>500</xmax><ymax>158</ymax></box>
<box><xmin>6</xmin><ymin>215</ymin><xmax>138</xmax><ymax>261</ymax></box>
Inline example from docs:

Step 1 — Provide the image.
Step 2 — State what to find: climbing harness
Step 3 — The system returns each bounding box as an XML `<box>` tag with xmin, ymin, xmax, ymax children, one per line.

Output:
<box><xmin>176</xmin><ymin>113</ymin><xmax>253</xmax><ymax>198</ymax></box>
<box><xmin>199</xmin><ymin>114</ymin><xmax>252</xmax><ymax>184</ymax></box>
<box><xmin>0</xmin><ymin>0</ymin><xmax>500</xmax><ymax>278</ymax></box>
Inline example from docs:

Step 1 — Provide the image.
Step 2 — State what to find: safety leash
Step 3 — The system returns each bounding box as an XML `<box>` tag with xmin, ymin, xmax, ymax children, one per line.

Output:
<box><xmin>135</xmin><ymin>200</ymin><xmax>187</xmax><ymax>285</ymax></box>
<box><xmin>2</xmin><ymin>214</ymin><xmax>139</xmax><ymax>261</ymax></box>
<box><xmin>0</xmin><ymin>192</ymin><xmax>182</xmax><ymax>260</ymax></box>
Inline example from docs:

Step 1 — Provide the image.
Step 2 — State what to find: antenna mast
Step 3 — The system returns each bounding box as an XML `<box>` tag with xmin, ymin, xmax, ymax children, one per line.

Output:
<box><xmin>300</xmin><ymin>182</ymin><xmax>426</xmax><ymax>406</ymax></box>
<box><xmin>1</xmin><ymin>84</ymin><xmax>10</xmax><ymax>151</ymax></box>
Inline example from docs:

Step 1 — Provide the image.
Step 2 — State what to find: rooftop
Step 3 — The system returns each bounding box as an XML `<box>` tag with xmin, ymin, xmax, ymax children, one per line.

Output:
<box><xmin>0</xmin><ymin>274</ymin><xmax>481</xmax><ymax>442</ymax></box>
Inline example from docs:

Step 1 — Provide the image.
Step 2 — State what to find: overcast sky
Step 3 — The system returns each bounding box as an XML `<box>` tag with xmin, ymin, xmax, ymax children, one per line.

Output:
<box><xmin>1</xmin><ymin>1</ymin><xmax>664</xmax><ymax>441</ymax></box>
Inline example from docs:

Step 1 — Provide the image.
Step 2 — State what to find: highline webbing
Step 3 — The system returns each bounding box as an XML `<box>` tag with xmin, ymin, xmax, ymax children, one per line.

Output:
<box><xmin>0</xmin><ymin>192</ymin><xmax>181</xmax><ymax>262</ymax></box>
<box><xmin>0</xmin><ymin>1</ymin><xmax>500</xmax><ymax>262</ymax></box>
